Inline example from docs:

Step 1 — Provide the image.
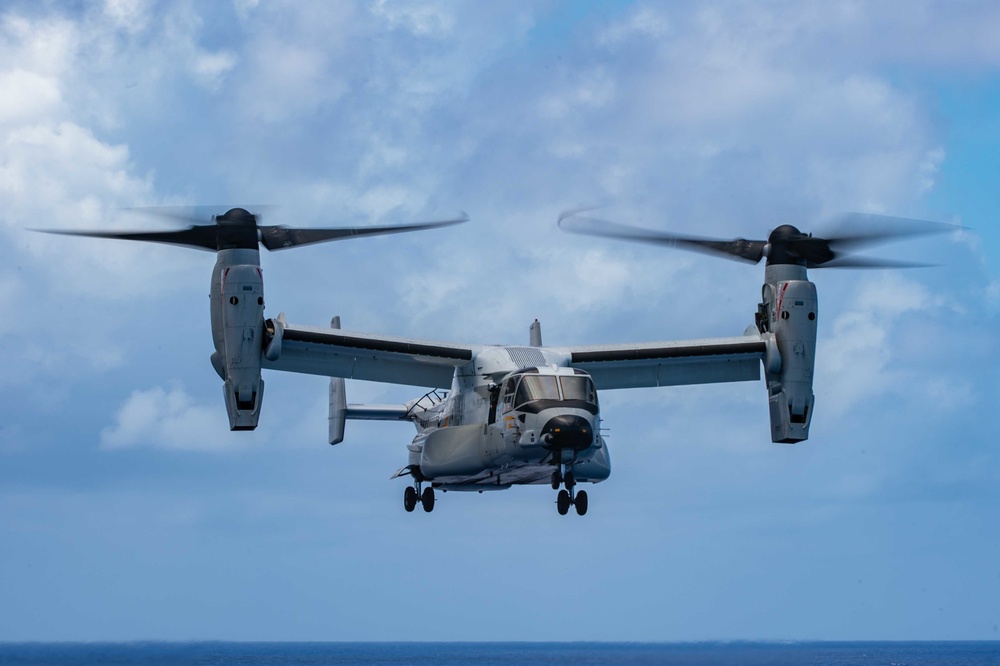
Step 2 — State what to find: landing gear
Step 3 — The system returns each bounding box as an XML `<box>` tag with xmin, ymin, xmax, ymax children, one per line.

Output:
<box><xmin>557</xmin><ymin>490</ymin><xmax>571</xmax><ymax>515</ymax></box>
<box><xmin>552</xmin><ymin>462</ymin><xmax>588</xmax><ymax>516</ymax></box>
<box><xmin>403</xmin><ymin>478</ymin><xmax>436</xmax><ymax>514</ymax></box>
<box><xmin>421</xmin><ymin>486</ymin><xmax>435</xmax><ymax>513</ymax></box>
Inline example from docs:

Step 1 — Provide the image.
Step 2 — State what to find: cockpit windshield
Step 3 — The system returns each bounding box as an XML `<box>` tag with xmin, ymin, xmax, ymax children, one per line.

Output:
<box><xmin>560</xmin><ymin>375</ymin><xmax>598</xmax><ymax>404</ymax></box>
<box><xmin>514</xmin><ymin>375</ymin><xmax>560</xmax><ymax>407</ymax></box>
<box><xmin>509</xmin><ymin>373</ymin><xmax>598</xmax><ymax>409</ymax></box>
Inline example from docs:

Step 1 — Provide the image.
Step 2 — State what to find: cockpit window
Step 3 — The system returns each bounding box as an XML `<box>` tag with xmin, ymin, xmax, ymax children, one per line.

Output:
<box><xmin>514</xmin><ymin>375</ymin><xmax>560</xmax><ymax>407</ymax></box>
<box><xmin>560</xmin><ymin>376</ymin><xmax>597</xmax><ymax>404</ymax></box>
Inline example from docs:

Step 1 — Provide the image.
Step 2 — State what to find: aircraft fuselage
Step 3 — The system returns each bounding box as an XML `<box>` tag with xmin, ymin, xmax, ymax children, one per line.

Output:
<box><xmin>406</xmin><ymin>349</ymin><xmax>611</xmax><ymax>492</ymax></box>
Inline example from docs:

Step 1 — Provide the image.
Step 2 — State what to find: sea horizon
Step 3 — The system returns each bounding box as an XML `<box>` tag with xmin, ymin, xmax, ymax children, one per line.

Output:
<box><xmin>0</xmin><ymin>639</ymin><xmax>998</xmax><ymax>665</ymax></box>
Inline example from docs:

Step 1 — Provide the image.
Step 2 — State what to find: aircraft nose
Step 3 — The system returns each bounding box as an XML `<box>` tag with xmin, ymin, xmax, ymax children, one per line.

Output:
<box><xmin>541</xmin><ymin>414</ymin><xmax>594</xmax><ymax>451</ymax></box>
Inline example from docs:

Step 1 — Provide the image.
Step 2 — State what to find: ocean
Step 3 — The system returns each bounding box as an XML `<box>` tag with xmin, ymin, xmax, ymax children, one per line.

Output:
<box><xmin>0</xmin><ymin>642</ymin><xmax>998</xmax><ymax>665</ymax></box>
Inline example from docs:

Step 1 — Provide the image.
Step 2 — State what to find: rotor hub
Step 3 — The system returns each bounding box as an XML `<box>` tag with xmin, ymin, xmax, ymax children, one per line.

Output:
<box><xmin>765</xmin><ymin>224</ymin><xmax>835</xmax><ymax>267</ymax></box>
<box><xmin>216</xmin><ymin>208</ymin><xmax>258</xmax><ymax>226</ymax></box>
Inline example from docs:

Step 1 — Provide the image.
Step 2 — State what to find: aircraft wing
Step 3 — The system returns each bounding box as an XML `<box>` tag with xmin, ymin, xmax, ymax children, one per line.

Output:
<box><xmin>560</xmin><ymin>335</ymin><xmax>766</xmax><ymax>390</ymax></box>
<box><xmin>262</xmin><ymin>321</ymin><xmax>475</xmax><ymax>389</ymax></box>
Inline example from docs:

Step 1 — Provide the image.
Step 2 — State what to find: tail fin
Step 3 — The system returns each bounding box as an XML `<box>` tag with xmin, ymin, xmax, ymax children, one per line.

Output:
<box><xmin>329</xmin><ymin>316</ymin><xmax>347</xmax><ymax>445</ymax></box>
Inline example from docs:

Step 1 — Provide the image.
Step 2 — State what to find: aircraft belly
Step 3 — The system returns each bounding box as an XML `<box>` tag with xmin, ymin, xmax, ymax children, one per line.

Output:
<box><xmin>434</xmin><ymin>462</ymin><xmax>550</xmax><ymax>489</ymax></box>
<box><xmin>431</xmin><ymin>440</ymin><xmax>612</xmax><ymax>489</ymax></box>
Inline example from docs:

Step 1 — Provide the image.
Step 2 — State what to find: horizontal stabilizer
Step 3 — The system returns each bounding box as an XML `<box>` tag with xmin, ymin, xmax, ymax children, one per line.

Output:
<box><xmin>346</xmin><ymin>405</ymin><xmax>410</xmax><ymax>420</ymax></box>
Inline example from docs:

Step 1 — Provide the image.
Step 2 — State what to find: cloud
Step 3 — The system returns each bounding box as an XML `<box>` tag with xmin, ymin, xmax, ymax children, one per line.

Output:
<box><xmin>0</xmin><ymin>69</ymin><xmax>61</xmax><ymax>124</ymax></box>
<box><xmin>100</xmin><ymin>384</ymin><xmax>240</xmax><ymax>452</ymax></box>
<box><xmin>102</xmin><ymin>0</ymin><xmax>150</xmax><ymax>34</ymax></box>
<box><xmin>371</xmin><ymin>0</ymin><xmax>457</xmax><ymax>37</ymax></box>
<box><xmin>817</xmin><ymin>273</ymin><xmax>941</xmax><ymax>415</ymax></box>
<box><xmin>0</xmin><ymin>273</ymin><xmax>19</xmax><ymax>335</ymax></box>
<box><xmin>1</xmin><ymin>0</ymin><xmax>1000</xmax><ymax>644</ymax></box>
<box><xmin>0</xmin><ymin>8</ymin><xmax>224</xmax><ymax>301</ymax></box>
<box><xmin>0</xmin><ymin>120</ymin><xmax>200</xmax><ymax>297</ymax></box>
<box><xmin>538</xmin><ymin>67</ymin><xmax>617</xmax><ymax>121</ymax></box>
<box><xmin>598</xmin><ymin>6</ymin><xmax>670</xmax><ymax>46</ymax></box>
<box><xmin>226</xmin><ymin>0</ymin><xmax>359</xmax><ymax>123</ymax></box>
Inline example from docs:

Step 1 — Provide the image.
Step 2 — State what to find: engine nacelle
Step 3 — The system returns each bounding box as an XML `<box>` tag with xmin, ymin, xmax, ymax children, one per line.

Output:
<box><xmin>758</xmin><ymin>265</ymin><xmax>817</xmax><ymax>443</ymax></box>
<box><xmin>218</xmin><ymin>261</ymin><xmax>265</xmax><ymax>431</ymax></box>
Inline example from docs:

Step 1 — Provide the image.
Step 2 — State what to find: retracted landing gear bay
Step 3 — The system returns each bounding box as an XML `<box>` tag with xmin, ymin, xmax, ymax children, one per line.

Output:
<box><xmin>553</xmin><ymin>463</ymin><xmax>588</xmax><ymax>516</ymax></box>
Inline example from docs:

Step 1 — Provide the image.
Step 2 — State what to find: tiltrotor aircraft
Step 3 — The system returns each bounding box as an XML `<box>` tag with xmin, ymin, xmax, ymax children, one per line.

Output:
<box><xmin>43</xmin><ymin>207</ymin><xmax>945</xmax><ymax>516</ymax></box>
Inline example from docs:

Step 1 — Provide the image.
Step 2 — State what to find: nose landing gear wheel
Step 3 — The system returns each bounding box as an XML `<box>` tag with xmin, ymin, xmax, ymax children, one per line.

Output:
<box><xmin>556</xmin><ymin>489</ymin><xmax>571</xmax><ymax>515</ymax></box>
<box><xmin>421</xmin><ymin>486</ymin><xmax>436</xmax><ymax>513</ymax></box>
<box><xmin>403</xmin><ymin>486</ymin><xmax>417</xmax><ymax>512</ymax></box>
<box><xmin>574</xmin><ymin>490</ymin><xmax>588</xmax><ymax>516</ymax></box>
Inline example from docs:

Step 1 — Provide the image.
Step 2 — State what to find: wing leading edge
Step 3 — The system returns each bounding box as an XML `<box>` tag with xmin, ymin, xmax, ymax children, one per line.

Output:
<box><xmin>561</xmin><ymin>335</ymin><xmax>766</xmax><ymax>389</ymax></box>
<box><xmin>264</xmin><ymin>318</ymin><xmax>765</xmax><ymax>392</ymax></box>
<box><xmin>262</xmin><ymin>321</ymin><xmax>475</xmax><ymax>389</ymax></box>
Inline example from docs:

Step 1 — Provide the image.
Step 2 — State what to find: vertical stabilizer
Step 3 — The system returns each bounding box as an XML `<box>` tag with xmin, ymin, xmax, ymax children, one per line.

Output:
<box><xmin>329</xmin><ymin>316</ymin><xmax>347</xmax><ymax>445</ymax></box>
<box><xmin>529</xmin><ymin>319</ymin><xmax>543</xmax><ymax>347</ymax></box>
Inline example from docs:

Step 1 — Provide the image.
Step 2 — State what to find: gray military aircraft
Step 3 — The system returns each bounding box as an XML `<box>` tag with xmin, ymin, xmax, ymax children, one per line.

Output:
<box><xmin>42</xmin><ymin>207</ymin><xmax>945</xmax><ymax>516</ymax></box>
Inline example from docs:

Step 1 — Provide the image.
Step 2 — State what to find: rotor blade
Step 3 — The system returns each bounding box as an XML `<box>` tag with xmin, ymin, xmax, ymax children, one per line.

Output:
<box><xmin>120</xmin><ymin>205</ymin><xmax>275</xmax><ymax>226</ymax></box>
<box><xmin>34</xmin><ymin>226</ymin><xmax>220</xmax><ymax>251</ymax></box>
<box><xmin>822</xmin><ymin>212</ymin><xmax>956</xmax><ymax>251</ymax></box>
<box><xmin>558</xmin><ymin>211</ymin><xmax>767</xmax><ymax>264</ymax></box>
<box><xmin>258</xmin><ymin>213</ymin><xmax>468</xmax><ymax>251</ymax></box>
<box><xmin>813</xmin><ymin>255</ymin><xmax>937</xmax><ymax>269</ymax></box>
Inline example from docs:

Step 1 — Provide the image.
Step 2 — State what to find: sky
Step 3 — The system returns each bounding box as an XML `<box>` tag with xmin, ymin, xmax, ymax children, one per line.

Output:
<box><xmin>1</xmin><ymin>0</ymin><xmax>999</xmax><ymax>642</ymax></box>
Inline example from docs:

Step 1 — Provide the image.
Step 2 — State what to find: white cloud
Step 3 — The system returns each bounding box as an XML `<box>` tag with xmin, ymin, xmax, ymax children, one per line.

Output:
<box><xmin>538</xmin><ymin>67</ymin><xmax>617</xmax><ymax>120</ymax></box>
<box><xmin>0</xmin><ymin>273</ymin><xmax>19</xmax><ymax>335</ymax></box>
<box><xmin>986</xmin><ymin>280</ymin><xmax>1000</xmax><ymax>306</ymax></box>
<box><xmin>233</xmin><ymin>0</ymin><xmax>261</xmax><ymax>17</ymax></box>
<box><xmin>0</xmin><ymin>69</ymin><xmax>61</xmax><ymax>124</ymax></box>
<box><xmin>101</xmin><ymin>385</ymin><xmax>241</xmax><ymax>451</ymax></box>
<box><xmin>0</xmin><ymin>9</ymin><xmax>219</xmax><ymax>302</ymax></box>
<box><xmin>371</xmin><ymin>0</ymin><xmax>456</xmax><ymax>38</ymax></box>
<box><xmin>227</xmin><ymin>0</ymin><xmax>359</xmax><ymax>122</ymax></box>
<box><xmin>818</xmin><ymin>273</ymin><xmax>939</xmax><ymax>415</ymax></box>
<box><xmin>1</xmin><ymin>0</ymin><xmax>1000</xmax><ymax>644</ymax></box>
<box><xmin>190</xmin><ymin>49</ymin><xmax>238</xmax><ymax>87</ymax></box>
<box><xmin>598</xmin><ymin>6</ymin><xmax>670</xmax><ymax>46</ymax></box>
<box><xmin>103</xmin><ymin>0</ymin><xmax>150</xmax><ymax>34</ymax></box>
<box><xmin>0</xmin><ymin>119</ymin><xmax>205</xmax><ymax>298</ymax></box>
<box><xmin>156</xmin><ymin>6</ymin><xmax>238</xmax><ymax>90</ymax></box>
<box><xmin>0</xmin><ymin>14</ymin><xmax>79</xmax><ymax>80</ymax></box>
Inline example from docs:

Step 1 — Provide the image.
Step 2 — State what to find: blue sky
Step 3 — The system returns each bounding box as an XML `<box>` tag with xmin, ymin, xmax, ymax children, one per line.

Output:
<box><xmin>1</xmin><ymin>0</ymin><xmax>999</xmax><ymax>641</ymax></box>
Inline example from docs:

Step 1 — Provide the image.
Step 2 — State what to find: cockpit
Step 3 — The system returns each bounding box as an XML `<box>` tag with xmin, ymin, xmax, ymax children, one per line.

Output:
<box><xmin>489</xmin><ymin>368</ymin><xmax>598</xmax><ymax>423</ymax></box>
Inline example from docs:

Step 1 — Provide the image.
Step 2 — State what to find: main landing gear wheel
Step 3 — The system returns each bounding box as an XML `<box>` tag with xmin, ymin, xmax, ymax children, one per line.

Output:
<box><xmin>403</xmin><ymin>486</ymin><xmax>417</xmax><ymax>512</ymax></box>
<box><xmin>553</xmin><ymin>462</ymin><xmax>588</xmax><ymax>516</ymax></box>
<box><xmin>421</xmin><ymin>486</ymin><xmax>436</xmax><ymax>513</ymax></box>
<box><xmin>557</xmin><ymin>489</ymin><xmax>571</xmax><ymax>515</ymax></box>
